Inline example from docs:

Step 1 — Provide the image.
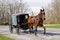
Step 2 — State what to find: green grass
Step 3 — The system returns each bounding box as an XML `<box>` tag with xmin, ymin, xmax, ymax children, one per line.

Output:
<box><xmin>38</xmin><ymin>24</ymin><xmax>60</xmax><ymax>28</ymax></box>
<box><xmin>46</xmin><ymin>25</ymin><xmax>60</xmax><ymax>28</ymax></box>
<box><xmin>0</xmin><ymin>35</ymin><xmax>14</xmax><ymax>40</ymax></box>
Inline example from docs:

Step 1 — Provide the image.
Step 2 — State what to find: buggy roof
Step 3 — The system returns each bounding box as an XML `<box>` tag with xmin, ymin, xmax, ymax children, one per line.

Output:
<box><xmin>12</xmin><ymin>13</ymin><xmax>29</xmax><ymax>16</ymax></box>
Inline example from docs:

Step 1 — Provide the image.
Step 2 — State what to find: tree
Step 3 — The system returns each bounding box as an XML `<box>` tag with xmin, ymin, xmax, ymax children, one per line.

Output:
<box><xmin>50</xmin><ymin>0</ymin><xmax>60</xmax><ymax>23</ymax></box>
<box><xmin>45</xmin><ymin>0</ymin><xmax>60</xmax><ymax>24</ymax></box>
<box><xmin>0</xmin><ymin>0</ymin><xmax>30</xmax><ymax>24</ymax></box>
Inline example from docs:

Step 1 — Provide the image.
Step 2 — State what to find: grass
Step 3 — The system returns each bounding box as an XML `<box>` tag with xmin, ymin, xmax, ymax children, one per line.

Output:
<box><xmin>38</xmin><ymin>24</ymin><xmax>60</xmax><ymax>28</ymax></box>
<box><xmin>0</xmin><ymin>35</ymin><xmax>14</xmax><ymax>40</ymax></box>
<box><xmin>46</xmin><ymin>25</ymin><xmax>60</xmax><ymax>28</ymax></box>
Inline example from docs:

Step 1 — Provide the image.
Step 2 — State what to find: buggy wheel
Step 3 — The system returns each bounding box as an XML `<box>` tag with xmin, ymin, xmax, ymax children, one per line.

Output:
<box><xmin>9</xmin><ymin>25</ymin><xmax>13</xmax><ymax>33</ymax></box>
<box><xmin>16</xmin><ymin>28</ymin><xmax>20</xmax><ymax>35</ymax></box>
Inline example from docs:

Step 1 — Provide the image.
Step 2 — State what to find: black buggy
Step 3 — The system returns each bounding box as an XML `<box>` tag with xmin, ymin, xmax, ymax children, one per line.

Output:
<box><xmin>9</xmin><ymin>14</ymin><xmax>29</xmax><ymax>34</ymax></box>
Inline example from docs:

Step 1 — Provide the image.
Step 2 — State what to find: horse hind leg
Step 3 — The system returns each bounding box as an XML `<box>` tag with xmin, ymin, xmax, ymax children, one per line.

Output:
<box><xmin>35</xmin><ymin>26</ymin><xmax>37</xmax><ymax>36</ymax></box>
<box><xmin>29</xmin><ymin>28</ymin><xmax>31</xmax><ymax>34</ymax></box>
<box><xmin>28</xmin><ymin>24</ymin><xmax>32</xmax><ymax>34</ymax></box>
<box><xmin>31</xmin><ymin>26</ymin><xmax>33</xmax><ymax>31</ymax></box>
<box><xmin>31</xmin><ymin>25</ymin><xmax>35</xmax><ymax>33</ymax></box>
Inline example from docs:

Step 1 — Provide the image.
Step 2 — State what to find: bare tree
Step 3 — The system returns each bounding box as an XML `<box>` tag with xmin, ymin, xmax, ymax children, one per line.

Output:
<box><xmin>52</xmin><ymin>0</ymin><xmax>60</xmax><ymax>21</ymax></box>
<box><xmin>45</xmin><ymin>0</ymin><xmax>60</xmax><ymax>24</ymax></box>
<box><xmin>0</xmin><ymin>0</ymin><xmax>30</xmax><ymax>25</ymax></box>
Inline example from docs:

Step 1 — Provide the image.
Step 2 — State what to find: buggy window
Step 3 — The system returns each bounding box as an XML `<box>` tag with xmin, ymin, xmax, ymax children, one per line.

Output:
<box><xmin>17</xmin><ymin>14</ymin><xmax>29</xmax><ymax>23</ymax></box>
<box><xmin>25</xmin><ymin>15</ymin><xmax>28</xmax><ymax>19</ymax></box>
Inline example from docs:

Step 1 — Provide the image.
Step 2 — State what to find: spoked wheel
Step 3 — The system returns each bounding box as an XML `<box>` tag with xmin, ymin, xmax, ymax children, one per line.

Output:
<box><xmin>16</xmin><ymin>28</ymin><xmax>20</xmax><ymax>35</ymax></box>
<box><xmin>16</xmin><ymin>24</ymin><xmax>20</xmax><ymax>35</ymax></box>
<box><xmin>9</xmin><ymin>25</ymin><xmax>13</xmax><ymax>33</ymax></box>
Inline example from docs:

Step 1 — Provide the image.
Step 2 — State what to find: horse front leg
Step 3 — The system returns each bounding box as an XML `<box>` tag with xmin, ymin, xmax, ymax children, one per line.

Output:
<box><xmin>42</xmin><ymin>26</ymin><xmax>46</xmax><ymax>34</ymax></box>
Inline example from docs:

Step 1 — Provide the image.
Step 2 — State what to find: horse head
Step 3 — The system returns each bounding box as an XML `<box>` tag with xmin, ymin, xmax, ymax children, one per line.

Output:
<box><xmin>39</xmin><ymin>9</ymin><xmax>45</xmax><ymax>20</ymax></box>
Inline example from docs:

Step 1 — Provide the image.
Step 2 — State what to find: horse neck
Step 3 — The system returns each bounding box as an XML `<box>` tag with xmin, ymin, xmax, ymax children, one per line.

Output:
<box><xmin>36</xmin><ymin>13</ymin><xmax>41</xmax><ymax>19</ymax></box>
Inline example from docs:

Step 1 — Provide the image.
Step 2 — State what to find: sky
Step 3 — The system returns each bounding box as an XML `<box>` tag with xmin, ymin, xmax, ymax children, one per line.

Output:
<box><xmin>0</xmin><ymin>0</ymin><xmax>52</xmax><ymax>16</ymax></box>
<box><xmin>23</xmin><ymin>0</ymin><xmax>52</xmax><ymax>16</ymax></box>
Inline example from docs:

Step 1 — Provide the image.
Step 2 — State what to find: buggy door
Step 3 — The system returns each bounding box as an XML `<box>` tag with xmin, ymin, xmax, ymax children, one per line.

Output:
<box><xmin>17</xmin><ymin>14</ymin><xmax>29</xmax><ymax>30</ymax></box>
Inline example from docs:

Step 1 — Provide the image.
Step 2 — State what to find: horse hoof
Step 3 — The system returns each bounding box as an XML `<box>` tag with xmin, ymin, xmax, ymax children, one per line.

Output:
<box><xmin>35</xmin><ymin>33</ymin><xmax>37</xmax><ymax>36</ymax></box>
<box><xmin>31</xmin><ymin>31</ymin><xmax>34</xmax><ymax>33</ymax></box>
<box><xmin>43</xmin><ymin>32</ymin><xmax>46</xmax><ymax>35</ymax></box>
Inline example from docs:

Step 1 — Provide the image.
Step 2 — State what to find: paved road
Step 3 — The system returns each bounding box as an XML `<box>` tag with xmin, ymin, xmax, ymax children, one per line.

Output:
<box><xmin>0</xmin><ymin>25</ymin><xmax>60</xmax><ymax>40</ymax></box>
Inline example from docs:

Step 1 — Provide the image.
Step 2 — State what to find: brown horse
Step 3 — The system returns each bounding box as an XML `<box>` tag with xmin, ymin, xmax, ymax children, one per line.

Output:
<box><xmin>28</xmin><ymin>9</ymin><xmax>46</xmax><ymax>35</ymax></box>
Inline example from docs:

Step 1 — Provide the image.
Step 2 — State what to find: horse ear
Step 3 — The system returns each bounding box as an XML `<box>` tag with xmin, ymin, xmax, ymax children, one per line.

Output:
<box><xmin>40</xmin><ymin>9</ymin><xmax>42</xmax><ymax>12</ymax></box>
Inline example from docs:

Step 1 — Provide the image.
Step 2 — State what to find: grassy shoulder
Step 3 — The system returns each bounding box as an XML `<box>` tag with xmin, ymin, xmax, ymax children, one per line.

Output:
<box><xmin>46</xmin><ymin>25</ymin><xmax>60</xmax><ymax>28</ymax></box>
<box><xmin>0</xmin><ymin>35</ymin><xmax>14</xmax><ymax>40</ymax></box>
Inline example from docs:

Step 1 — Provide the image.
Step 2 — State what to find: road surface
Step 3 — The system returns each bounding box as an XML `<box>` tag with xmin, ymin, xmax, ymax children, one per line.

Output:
<box><xmin>0</xmin><ymin>25</ymin><xmax>60</xmax><ymax>40</ymax></box>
